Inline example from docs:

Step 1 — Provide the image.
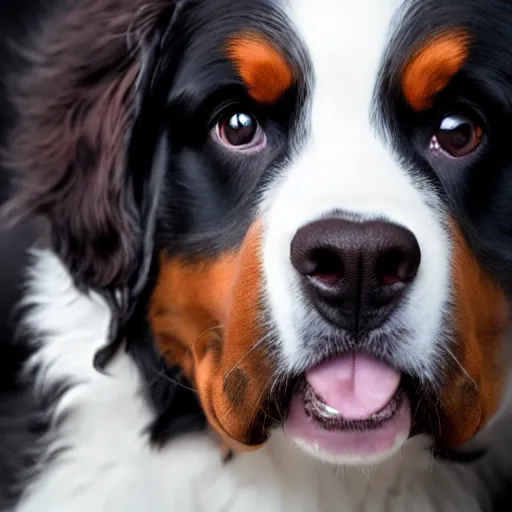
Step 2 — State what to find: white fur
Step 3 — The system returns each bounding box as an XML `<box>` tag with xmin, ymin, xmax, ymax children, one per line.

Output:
<box><xmin>14</xmin><ymin>252</ymin><xmax>512</xmax><ymax>512</ymax></box>
<box><xmin>262</xmin><ymin>0</ymin><xmax>451</xmax><ymax>380</ymax></box>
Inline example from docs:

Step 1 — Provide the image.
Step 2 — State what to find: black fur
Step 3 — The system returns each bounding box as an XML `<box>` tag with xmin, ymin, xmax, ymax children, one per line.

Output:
<box><xmin>377</xmin><ymin>0</ymin><xmax>512</xmax><ymax>299</ymax></box>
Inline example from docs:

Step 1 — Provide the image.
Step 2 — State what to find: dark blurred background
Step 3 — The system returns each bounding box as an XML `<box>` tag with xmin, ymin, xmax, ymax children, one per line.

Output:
<box><xmin>0</xmin><ymin>2</ymin><xmax>38</xmax><ymax>381</ymax></box>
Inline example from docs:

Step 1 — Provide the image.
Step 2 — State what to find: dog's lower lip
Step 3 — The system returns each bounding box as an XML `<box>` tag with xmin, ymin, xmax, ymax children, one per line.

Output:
<box><xmin>282</xmin><ymin>386</ymin><xmax>412</xmax><ymax>460</ymax></box>
<box><xmin>281</xmin><ymin>353</ymin><xmax>414</xmax><ymax>460</ymax></box>
<box><xmin>302</xmin><ymin>381</ymin><xmax>405</xmax><ymax>431</ymax></box>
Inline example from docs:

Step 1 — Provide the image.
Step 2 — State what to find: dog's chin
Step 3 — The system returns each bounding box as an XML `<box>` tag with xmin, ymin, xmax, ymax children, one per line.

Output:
<box><xmin>283</xmin><ymin>386</ymin><xmax>411</xmax><ymax>467</ymax></box>
<box><xmin>279</xmin><ymin>351</ymin><xmax>418</xmax><ymax>467</ymax></box>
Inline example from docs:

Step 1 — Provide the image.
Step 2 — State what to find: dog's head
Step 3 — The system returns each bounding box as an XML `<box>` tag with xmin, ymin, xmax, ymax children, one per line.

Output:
<box><xmin>5</xmin><ymin>0</ymin><xmax>512</xmax><ymax>465</ymax></box>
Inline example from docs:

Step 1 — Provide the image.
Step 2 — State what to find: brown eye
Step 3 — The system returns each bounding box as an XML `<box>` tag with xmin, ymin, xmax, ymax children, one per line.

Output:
<box><xmin>430</xmin><ymin>114</ymin><xmax>483</xmax><ymax>157</ymax></box>
<box><xmin>216</xmin><ymin>112</ymin><xmax>266</xmax><ymax>150</ymax></box>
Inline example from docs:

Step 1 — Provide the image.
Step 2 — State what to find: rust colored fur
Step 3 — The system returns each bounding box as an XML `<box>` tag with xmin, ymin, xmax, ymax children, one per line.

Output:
<box><xmin>401</xmin><ymin>30</ymin><xmax>470</xmax><ymax>112</ymax></box>
<box><xmin>438</xmin><ymin>224</ymin><xmax>510</xmax><ymax>448</ymax></box>
<box><xmin>150</xmin><ymin>221</ymin><xmax>276</xmax><ymax>450</ymax></box>
<box><xmin>226</xmin><ymin>32</ymin><xmax>294</xmax><ymax>105</ymax></box>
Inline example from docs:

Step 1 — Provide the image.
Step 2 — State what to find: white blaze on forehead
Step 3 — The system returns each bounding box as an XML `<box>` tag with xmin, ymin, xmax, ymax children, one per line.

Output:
<box><xmin>276</xmin><ymin>0</ymin><xmax>420</xmax><ymax>218</ymax></box>
<box><xmin>288</xmin><ymin>0</ymin><xmax>400</xmax><ymax>132</ymax></box>
<box><xmin>261</xmin><ymin>0</ymin><xmax>452</xmax><ymax>378</ymax></box>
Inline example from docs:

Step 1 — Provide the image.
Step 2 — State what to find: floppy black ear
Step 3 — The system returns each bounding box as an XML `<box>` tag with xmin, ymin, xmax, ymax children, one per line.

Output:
<box><xmin>1</xmin><ymin>0</ymin><xmax>209</xmax><ymax>440</ymax></box>
<box><xmin>1</xmin><ymin>0</ymin><xmax>176</xmax><ymax>296</ymax></box>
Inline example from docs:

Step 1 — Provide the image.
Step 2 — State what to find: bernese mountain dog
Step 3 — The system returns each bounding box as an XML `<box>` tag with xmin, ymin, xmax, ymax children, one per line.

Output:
<box><xmin>2</xmin><ymin>0</ymin><xmax>512</xmax><ymax>510</ymax></box>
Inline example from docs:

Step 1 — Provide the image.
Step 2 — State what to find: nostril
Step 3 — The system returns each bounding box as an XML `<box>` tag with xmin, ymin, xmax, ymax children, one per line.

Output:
<box><xmin>290</xmin><ymin>226</ymin><xmax>347</xmax><ymax>289</ymax></box>
<box><xmin>376</xmin><ymin>250</ymin><xmax>408</xmax><ymax>286</ymax></box>
<box><xmin>308</xmin><ymin>248</ymin><xmax>344</xmax><ymax>287</ymax></box>
<box><xmin>375</xmin><ymin>244</ymin><xmax>421</xmax><ymax>288</ymax></box>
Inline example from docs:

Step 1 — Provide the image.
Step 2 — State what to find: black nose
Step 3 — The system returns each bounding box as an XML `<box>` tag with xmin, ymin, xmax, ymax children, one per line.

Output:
<box><xmin>290</xmin><ymin>218</ymin><xmax>421</xmax><ymax>333</ymax></box>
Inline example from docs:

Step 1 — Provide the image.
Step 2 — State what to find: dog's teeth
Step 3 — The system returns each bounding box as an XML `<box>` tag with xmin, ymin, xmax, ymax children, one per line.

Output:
<box><xmin>320</xmin><ymin>403</ymin><xmax>341</xmax><ymax>417</ymax></box>
<box><xmin>303</xmin><ymin>384</ymin><xmax>343</xmax><ymax>418</ymax></box>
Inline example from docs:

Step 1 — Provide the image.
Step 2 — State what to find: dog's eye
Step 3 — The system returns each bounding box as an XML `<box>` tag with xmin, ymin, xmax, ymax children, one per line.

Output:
<box><xmin>216</xmin><ymin>112</ymin><xmax>266</xmax><ymax>151</ymax></box>
<box><xmin>430</xmin><ymin>114</ymin><xmax>483</xmax><ymax>157</ymax></box>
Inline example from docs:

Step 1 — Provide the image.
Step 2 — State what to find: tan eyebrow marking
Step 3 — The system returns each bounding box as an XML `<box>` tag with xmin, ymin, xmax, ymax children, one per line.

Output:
<box><xmin>226</xmin><ymin>32</ymin><xmax>294</xmax><ymax>105</ymax></box>
<box><xmin>401</xmin><ymin>30</ymin><xmax>470</xmax><ymax>112</ymax></box>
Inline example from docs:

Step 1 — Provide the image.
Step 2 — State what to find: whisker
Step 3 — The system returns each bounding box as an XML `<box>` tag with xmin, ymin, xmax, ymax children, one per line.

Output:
<box><xmin>427</xmin><ymin>449</ymin><xmax>435</xmax><ymax>479</ymax></box>
<box><xmin>268</xmin><ymin>374</ymin><xmax>287</xmax><ymax>423</ymax></box>
<box><xmin>218</xmin><ymin>372</ymin><xmax>276</xmax><ymax>428</ymax></box>
<box><xmin>260</xmin><ymin>376</ymin><xmax>285</xmax><ymax>424</ymax></box>
<box><xmin>444</xmin><ymin>346</ymin><xmax>478</xmax><ymax>391</ymax></box>
<box><xmin>223</xmin><ymin>332</ymin><xmax>274</xmax><ymax>384</ymax></box>
<box><xmin>190</xmin><ymin>324</ymin><xmax>224</xmax><ymax>350</ymax></box>
<box><xmin>243</xmin><ymin>373</ymin><xmax>278</xmax><ymax>426</ymax></box>
<box><xmin>182</xmin><ymin>324</ymin><xmax>224</xmax><ymax>361</ymax></box>
<box><xmin>217</xmin><ymin>403</ymin><xmax>235</xmax><ymax>426</ymax></box>
<box><xmin>268</xmin><ymin>374</ymin><xmax>282</xmax><ymax>401</ymax></box>
<box><xmin>432</xmin><ymin>403</ymin><xmax>442</xmax><ymax>440</ymax></box>
<box><xmin>153</xmin><ymin>368</ymin><xmax>198</xmax><ymax>395</ymax></box>
<box><xmin>151</xmin><ymin>325</ymin><xmax>223</xmax><ymax>396</ymax></box>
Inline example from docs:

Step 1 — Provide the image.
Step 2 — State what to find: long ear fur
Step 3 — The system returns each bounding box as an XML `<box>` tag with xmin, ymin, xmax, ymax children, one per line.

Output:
<box><xmin>1</xmin><ymin>0</ymin><xmax>172</xmax><ymax>292</ymax></box>
<box><xmin>1</xmin><ymin>0</ymin><xmax>208</xmax><ymax>442</ymax></box>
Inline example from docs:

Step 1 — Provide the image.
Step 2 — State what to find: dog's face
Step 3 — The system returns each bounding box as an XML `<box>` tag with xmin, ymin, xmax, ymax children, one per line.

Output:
<box><xmin>6</xmin><ymin>0</ymin><xmax>512</xmax><ymax>466</ymax></box>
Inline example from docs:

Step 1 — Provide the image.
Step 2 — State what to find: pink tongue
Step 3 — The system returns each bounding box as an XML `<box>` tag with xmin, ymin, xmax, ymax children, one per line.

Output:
<box><xmin>306</xmin><ymin>352</ymin><xmax>400</xmax><ymax>420</ymax></box>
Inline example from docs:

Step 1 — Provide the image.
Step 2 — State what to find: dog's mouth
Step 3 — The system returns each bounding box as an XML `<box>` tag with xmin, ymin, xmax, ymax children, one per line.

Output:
<box><xmin>280</xmin><ymin>351</ymin><xmax>420</xmax><ymax>463</ymax></box>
